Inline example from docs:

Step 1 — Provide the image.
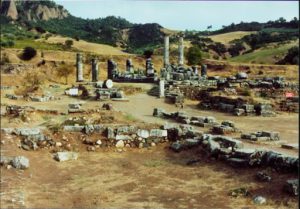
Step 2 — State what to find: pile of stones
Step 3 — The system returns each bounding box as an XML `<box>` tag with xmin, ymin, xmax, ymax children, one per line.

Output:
<box><xmin>161</xmin><ymin>65</ymin><xmax>201</xmax><ymax>82</ymax></box>
<box><xmin>164</xmin><ymin>89</ymin><xmax>185</xmax><ymax>105</ymax></box>
<box><xmin>5</xmin><ymin>105</ymin><xmax>27</xmax><ymax>117</ymax></box>
<box><xmin>279</xmin><ymin>97</ymin><xmax>299</xmax><ymax>113</ymax></box>
<box><xmin>102</xmin><ymin>103</ymin><xmax>113</xmax><ymax>110</ymax></box>
<box><xmin>241</xmin><ymin>131</ymin><xmax>280</xmax><ymax>141</ymax></box>
<box><xmin>54</xmin><ymin>152</ymin><xmax>78</xmax><ymax>162</ymax></box>
<box><xmin>0</xmin><ymin>86</ymin><xmax>12</xmax><ymax>90</ymax></box>
<box><xmin>284</xmin><ymin>179</ymin><xmax>299</xmax><ymax>196</ymax></box>
<box><xmin>153</xmin><ymin>108</ymin><xmax>239</xmax><ymax>135</ymax></box>
<box><xmin>167</xmin><ymin>79</ymin><xmax>217</xmax><ymax>88</ymax></box>
<box><xmin>5</xmin><ymin>105</ymin><xmax>59</xmax><ymax>118</ymax></box>
<box><xmin>212</xmin><ymin>120</ymin><xmax>239</xmax><ymax>135</ymax></box>
<box><xmin>254</xmin><ymin>103</ymin><xmax>276</xmax><ymax>117</ymax></box>
<box><xmin>68</xmin><ymin>103</ymin><xmax>84</xmax><ymax>113</ymax></box>
<box><xmin>199</xmin><ymin>96</ymin><xmax>247</xmax><ymax>113</ymax></box>
<box><xmin>108</xmin><ymin>58</ymin><xmax>158</xmax><ymax>83</ymax></box>
<box><xmin>69</xmin><ymin>81</ymin><xmax>128</xmax><ymax>101</ymax></box>
<box><xmin>0</xmin><ymin>156</ymin><xmax>29</xmax><ymax>169</ymax></box>
<box><xmin>5</xmin><ymin>94</ymin><xmax>24</xmax><ymax>100</ymax></box>
<box><xmin>199</xmin><ymin>95</ymin><xmax>275</xmax><ymax>117</ymax></box>
<box><xmin>234</xmin><ymin>104</ymin><xmax>256</xmax><ymax>116</ymax></box>
<box><xmin>63</xmin><ymin>124</ymin><xmax>168</xmax><ymax>149</ymax></box>
<box><xmin>1</xmin><ymin>127</ymin><xmax>54</xmax><ymax>151</ymax></box>
<box><xmin>169</xmin><ymin>132</ymin><xmax>298</xmax><ymax>173</ymax></box>
<box><xmin>29</xmin><ymin>95</ymin><xmax>59</xmax><ymax>102</ymax></box>
<box><xmin>153</xmin><ymin>108</ymin><xmax>217</xmax><ymax>127</ymax></box>
<box><xmin>247</xmin><ymin>77</ymin><xmax>286</xmax><ymax>89</ymax></box>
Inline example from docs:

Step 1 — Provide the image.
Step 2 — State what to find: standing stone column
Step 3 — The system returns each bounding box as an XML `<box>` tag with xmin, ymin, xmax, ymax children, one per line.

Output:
<box><xmin>192</xmin><ymin>66</ymin><xmax>198</xmax><ymax>75</ymax></box>
<box><xmin>201</xmin><ymin>64</ymin><xmax>207</xmax><ymax>78</ymax></box>
<box><xmin>126</xmin><ymin>59</ymin><xmax>134</xmax><ymax>73</ymax></box>
<box><xmin>146</xmin><ymin>58</ymin><xmax>154</xmax><ymax>76</ymax></box>
<box><xmin>76</xmin><ymin>53</ymin><xmax>84</xmax><ymax>82</ymax></box>
<box><xmin>91</xmin><ymin>58</ymin><xmax>99</xmax><ymax>82</ymax></box>
<box><xmin>164</xmin><ymin>36</ymin><xmax>170</xmax><ymax>67</ymax></box>
<box><xmin>107</xmin><ymin>59</ymin><xmax>117</xmax><ymax>80</ymax></box>
<box><xmin>159</xmin><ymin>79</ymin><xmax>165</xmax><ymax>98</ymax></box>
<box><xmin>178</xmin><ymin>36</ymin><xmax>184</xmax><ymax>66</ymax></box>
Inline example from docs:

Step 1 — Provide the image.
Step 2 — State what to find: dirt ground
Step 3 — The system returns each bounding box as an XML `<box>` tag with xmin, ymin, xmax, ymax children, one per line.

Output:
<box><xmin>0</xmin><ymin>82</ymin><xmax>299</xmax><ymax>208</ymax></box>
<box><xmin>0</xmin><ymin>137</ymin><xmax>298</xmax><ymax>209</ymax></box>
<box><xmin>110</xmin><ymin>85</ymin><xmax>299</xmax><ymax>157</ymax></box>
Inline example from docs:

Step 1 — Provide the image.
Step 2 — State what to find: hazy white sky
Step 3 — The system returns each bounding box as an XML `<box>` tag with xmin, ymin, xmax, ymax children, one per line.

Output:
<box><xmin>54</xmin><ymin>0</ymin><xmax>299</xmax><ymax>30</ymax></box>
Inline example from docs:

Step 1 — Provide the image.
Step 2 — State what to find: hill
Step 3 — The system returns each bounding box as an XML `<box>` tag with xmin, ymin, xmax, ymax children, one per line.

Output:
<box><xmin>0</xmin><ymin>0</ymin><xmax>69</xmax><ymax>21</ymax></box>
<box><xmin>38</xmin><ymin>35</ymin><xmax>129</xmax><ymax>55</ymax></box>
<box><xmin>0</xmin><ymin>0</ymin><xmax>167</xmax><ymax>53</ymax></box>
<box><xmin>208</xmin><ymin>31</ymin><xmax>256</xmax><ymax>44</ymax></box>
<box><xmin>0</xmin><ymin>0</ymin><xmax>299</xmax><ymax>64</ymax></box>
<box><xmin>229</xmin><ymin>40</ymin><xmax>299</xmax><ymax>64</ymax></box>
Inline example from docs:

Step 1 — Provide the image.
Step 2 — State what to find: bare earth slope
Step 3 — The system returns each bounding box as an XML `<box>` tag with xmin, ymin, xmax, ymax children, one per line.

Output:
<box><xmin>38</xmin><ymin>35</ymin><xmax>130</xmax><ymax>55</ymax></box>
<box><xmin>208</xmin><ymin>31</ymin><xmax>257</xmax><ymax>44</ymax></box>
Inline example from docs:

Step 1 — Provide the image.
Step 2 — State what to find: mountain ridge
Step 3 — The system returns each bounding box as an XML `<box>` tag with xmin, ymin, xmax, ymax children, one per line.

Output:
<box><xmin>0</xmin><ymin>0</ymin><xmax>69</xmax><ymax>21</ymax></box>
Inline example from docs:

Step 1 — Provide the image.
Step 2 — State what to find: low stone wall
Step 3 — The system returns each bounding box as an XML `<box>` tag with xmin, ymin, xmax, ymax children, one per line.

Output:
<box><xmin>169</xmin><ymin>132</ymin><xmax>298</xmax><ymax>174</ymax></box>
<box><xmin>153</xmin><ymin>108</ymin><xmax>239</xmax><ymax>134</ymax></box>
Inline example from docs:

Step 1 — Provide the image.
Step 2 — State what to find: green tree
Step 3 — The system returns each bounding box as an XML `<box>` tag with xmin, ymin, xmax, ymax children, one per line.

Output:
<box><xmin>277</xmin><ymin>46</ymin><xmax>299</xmax><ymax>65</ymax></box>
<box><xmin>21</xmin><ymin>47</ymin><xmax>37</xmax><ymax>60</ymax></box>
<box><xmin>143</xmin><ymin>49</ymin><xmax>153</xmax><ymax>58</ymax></box>
<box><xmin>186</xmin><ymin>46</ymin><xmax>203</xmax><ymax>66</ymax></box>
<box><xmin>64</xmin><ymin>39</ymin><xmax>74</xmax><ymax>49</ymax></box>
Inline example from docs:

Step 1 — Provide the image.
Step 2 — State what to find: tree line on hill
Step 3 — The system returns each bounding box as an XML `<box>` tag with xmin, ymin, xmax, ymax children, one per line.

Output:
<box><xmin>0</xmin><ymin>0</ymin><xmax>299</xmax><ymax>62</ymax></box>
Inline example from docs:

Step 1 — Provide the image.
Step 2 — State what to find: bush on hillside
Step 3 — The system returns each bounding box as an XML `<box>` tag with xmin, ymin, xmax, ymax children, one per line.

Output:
<box><xmin>186</xmin><ymin>46</ymin><xmax>203</xmax><ymax>65</ymax></box>
<box><xmin>64</xmin><ymin>39</ymin><xmax>73</xmax><ymax>49</ymax></box>
<box><xmin>143</xmin><ymin>49</ymin><xmax>153</xmax><ymax>59</ymax></box>
<box><xmin>21</xmin><ymin>47</ymin><xmax>37</xmax><ymax>60</ymax></box>
<box><xmin>276</xmin><ymin>46</ymin><xmax>299</xmax><ymax>65</ymax></box>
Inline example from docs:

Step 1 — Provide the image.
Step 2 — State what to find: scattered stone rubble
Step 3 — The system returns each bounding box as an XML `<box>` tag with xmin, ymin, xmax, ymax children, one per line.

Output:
<box><xmin>63</xmin><ymin>124</ymin><xmax>168</xmax><ymax>148</ymax></box>
<box><xmin>153</xmin><ymin>108</ymin><xmax>218</xmax><ymax>127</ymax></box>
<box><xmin>0</xmin><ymin>85</ymin><xmax>12</xmax><ymax>90</ymax></box>
<box><xmin>256</xmin><ymin>171</ymin><xmax>272</xmax><ymax>182</ymax></box>
<box><xmin>102</xmin><ymin>103</ymin><xmax>113</xmax><ymax>110</ymax></box>
<box><xmin>1</xmin><ymin>121</ymin><xmax>297</xmax><ymax>196</ymax></box>
<box><xmin>65</xmin><ymin>80</ymin><xmax>128</xmax><ymax>101</ymax></box>
<box><xmin>198</xmin><ymin>95</ymin><xmax>276</xmax><ymax>117</ymax></box>
<box><xmin>169</xmin><ymin>131</ymin><xmax>298</xmax><ymax>173</ymax></box>
<box><xmin>5</xmin><ymin>93</ymin><xmax>59</xmax><ymax>102</ymax></box>
<box><xmin>279</xmin><ymin>96</ymin><xmax>299</xmax><ymax>113</ymax></box>
<box><xmin>0</xmin><ymin>156</ymin><xmax>29</xmax><ymax>169</ymax></box>
<box><xmin>281</xmin><ymin>143</ymin><xmax>298</xmax><ymax>150</ymax></box>
<box><xmin>284</xmin><ymin>179</ymin><xmax>299</xmax><ymax>196</ymax></box>
<box><xmin>29</xmin><ymin>95</ymin><xmax>59</xmax><ymax>102</ymax></box>
<box><xmin>241</xmin><ymin>131</ymin><xmax>280</xmax><ymax>141</ymax></box>
<box><xmin>68</xmin><ymin>103</ymin><xmax>84</xmax><ymax>113</ymax></box>
<box><xmin>54</xmin><ymin>152</ymin><xmax>79</xmax><ymax>162</ymax></box>
<box><xmin>108</xmin><ymin>58</ymin><xmax>158</xmax><ymax>83</ymax></box>
<box><xmin>212</xmin><ymin>120</ymin><xmax>239</xmax><ymax>135</ymax></box>
<box><xmin>5</xmin><ymin>105</ymin><xmax>31</xmax><ymax>117</ymax></box>
<box><xmin>1</xmin><ymin>127</ymin><xmax>54</xmax><ymax>151</ymax></box>
<box><xmin>153</xmin><ymin>108</ymin><xmax>239</xmax><ymax>134</ymax></box>
<box><xmin>5</xmin><ymin>94</ymin><xmax>24</xmax><ymax>100</ymax></box>
<box><xmin>253</xmin><ymin>196</ymin><xmax>266</xmax><ymax>205</ymax></box>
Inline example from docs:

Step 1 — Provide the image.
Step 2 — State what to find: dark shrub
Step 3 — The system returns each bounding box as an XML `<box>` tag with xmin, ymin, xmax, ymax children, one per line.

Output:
<box><xmin>21</xmin><ymin>47</ymin><xmax>37</xmax><ymax>60</ymax></box>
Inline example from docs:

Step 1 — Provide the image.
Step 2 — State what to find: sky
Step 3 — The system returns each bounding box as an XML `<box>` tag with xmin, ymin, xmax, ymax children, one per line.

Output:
<box><xmin>54</xmin><ymin>0</ymin><xmax>299</xmax><ymax>31</ymax></box>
